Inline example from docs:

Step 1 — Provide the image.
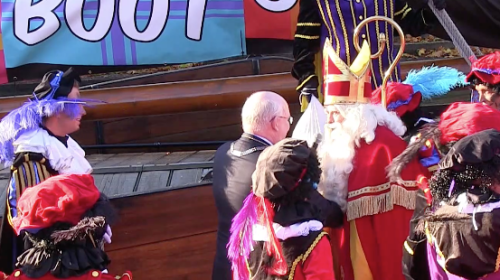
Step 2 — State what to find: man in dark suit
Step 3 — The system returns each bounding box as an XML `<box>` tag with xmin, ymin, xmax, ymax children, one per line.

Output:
<box><xmin>211</xmin><ymin>91</ymin><xmax>292</xmax><ymax>280</ymax></box>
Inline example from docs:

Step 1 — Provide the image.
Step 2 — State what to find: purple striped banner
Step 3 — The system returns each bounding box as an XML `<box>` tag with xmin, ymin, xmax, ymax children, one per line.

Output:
<box><xmin>1</xmin><ymin>0</ymin><xmax>244</xmax><ymax>65</ymax></box>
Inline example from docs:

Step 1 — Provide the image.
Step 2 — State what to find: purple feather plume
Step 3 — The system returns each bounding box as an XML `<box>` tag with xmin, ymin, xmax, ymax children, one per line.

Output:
<box><xmin>0</xmin><ymin>97</ymin><xmax>104</xmax><ymax>167</ymax></box>
<box><xmin>227</xmin><ymin>192</ymin><xmax>258</xmax><ymax>280</ymax></box>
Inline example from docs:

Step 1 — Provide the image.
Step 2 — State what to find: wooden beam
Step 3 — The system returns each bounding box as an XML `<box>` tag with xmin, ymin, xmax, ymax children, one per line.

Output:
<box><xmin>0</xmin><ymin>57</ymin><xmax>470</xmax><ymax>121</ymax></box>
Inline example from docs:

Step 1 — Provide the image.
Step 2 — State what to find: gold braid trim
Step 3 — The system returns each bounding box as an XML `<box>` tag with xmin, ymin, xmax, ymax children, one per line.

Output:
<box><xmin>347</xmin><ymin>183</ymin><xmax>417</xmax><ymax>221</ymax></box>
<box><xmin>296</xmin><ymin>75</ymin><xmax>316</xmax><ymax>91</ymax></box>
<box><xmin>402</xmin><ymin>7</ymin><xmax>412</xmax><ymax>19</ymax></box>
<box><xmin>495</xmin><ymin>246</ymin><xmax>500</xmax><ymax>272</ymax></box>
<box><xmin>394</xmin><ymin>3</ymin><xmax>408</xmax><ymax>16</ymax></box>
<box><xmin>288</xmin><ymin>232</ymin><xmax>329</xmax><ymax>280</ymax></box>
<box><xmin>404</xmin><ymin>241</ymin><xmax>414</xmax><ymax>256</ymax></box>
<box><xmin>295</xmin><ymin>34</ymin><xmax>320</xmax><ymax>40</ymax></box>
<box><xmin>297</xmin><ymin>22</ymin><xmax>321</xmax><ymax>26</ymax></box>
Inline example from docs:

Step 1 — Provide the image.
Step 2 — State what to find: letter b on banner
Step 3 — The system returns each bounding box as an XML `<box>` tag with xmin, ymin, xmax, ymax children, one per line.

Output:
<box><xmin>14</xmin><ymin>0</ymin><xmax>62</xmax><ymax>45</ymax></box>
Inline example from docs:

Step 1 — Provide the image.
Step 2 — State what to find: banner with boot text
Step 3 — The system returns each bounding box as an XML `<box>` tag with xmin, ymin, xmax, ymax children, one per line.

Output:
<box><xmin>0</xmin><ymin>0</ymin><xmax>299</xmax><ymax>83</ymax></box>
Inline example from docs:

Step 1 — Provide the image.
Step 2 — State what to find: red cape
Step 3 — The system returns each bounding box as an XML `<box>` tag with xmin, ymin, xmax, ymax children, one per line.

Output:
<box><xmin>330</xmin><ymin>126</ymin><xmax>429</xmax><ymax>280</ymax></box>
<box><xmin>346</xmin><ymin>125</ymin><xmax>428</xmax><ymax>220</ymax></box>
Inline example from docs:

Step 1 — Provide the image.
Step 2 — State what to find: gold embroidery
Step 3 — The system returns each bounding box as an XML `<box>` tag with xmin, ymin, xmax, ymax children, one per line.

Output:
<box><xmin>348</xmin><ymin>180</ymin><xmax>417</xmax><ymax>198</ymax></box>
<box><xmin>297</xmin><ymin>22</ymin><xmax>321</xmax><ymax>26</ymax></box>
<box><xmin>15</xmin><ymin>168</ymin><xmax>23</xmax><ymax>204</ymax></box>
<box><xmin>295</xmin><ymin>34</ymin><xmax>321</xmax><ymax>40</ymax></box>
<box><xmin>373</xmin><ymin>0</ymin><xmax>384</xmax><ymax>86</ymax></box>
<box><xmin>302</xmin><ymin>231</ymin><xmax>328</xmax><ymax>261</ymax></box>
<box><xmin>322</xmin><ymin>0</ymin><xmax>341</xmax><ymax>54</ymax></box>
<box><xmin>394</xmin><ymin>3</ymin><xmax>408</xmax><ymax>16</ymax></box>
<box><xmin>297</xmin><ymin>75</ymin><xmax>316</xmax><ymax>91</ymax></box>
<box><xmin>288</xmin><ymin>232</ymin><xmax>329</xmax><ymax>280</ymax></box>
<box><xmin>315</xmin><ymin>0</ymin><xmax>333</xmax><ymax>51</ymax></box>
<box><xmin>402</xmin><ymin>7</ymin><xmax>412</xmax><ymax>19</ymax></box>
<box><xmin>404</xmin><ymin>241</ymin><xmax>414</xmax><ymax>255</ymax></box>
<box><xmin>24</xmin><ymin>162</ymin><xmax>35</xmax><ymax>187</ymax></box>
<box><xmin>389</xmin><ymin>0</ymin><xmax>400</xmax><ymax>81</ymax></box>
<box><xmin>334</xmin><ymin>1</ymin><xmax>350</xmax><ymax>65</ymax></box>
<box><xmin>495</xmin><ymin>246</ymin><xmax>500</xmax><ymax>272</ymax></box>
<box><xmin>360</xmin><ymin>0</ymin><xmax>377</xmax><ymax>83</ymax></box>
<box><xmin>35</xmin><ymin>161</ymin><xmax>50</xmax><ymax>181</ymax></box>
<box><xmin>347</xmin><ymin>182</ymin><xmax>418</xmax><ymax>221</ymax></box>
<box><xmin>6</xmin><ymin>181</ymin><xmax>13</xmax><ymax>226</ymax></box>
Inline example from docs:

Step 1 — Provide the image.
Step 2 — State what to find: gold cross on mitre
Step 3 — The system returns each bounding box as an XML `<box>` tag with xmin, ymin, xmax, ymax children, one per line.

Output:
<box><xmin>322</xmin><ymin>37</ymin><xmax>373</xmax><ymax>106</ymax></box>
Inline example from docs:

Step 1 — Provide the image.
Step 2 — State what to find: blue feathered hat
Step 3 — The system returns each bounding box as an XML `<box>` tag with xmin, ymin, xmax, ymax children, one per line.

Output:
<box><xmin>0</xmin><ymin>68</ymin><xmax>102</xmax><ymax>167</ymax></box>
<box><xmin>372</xmin><ymin>66</ymin><xmax>468</xmax><ymax>116</ymax></box>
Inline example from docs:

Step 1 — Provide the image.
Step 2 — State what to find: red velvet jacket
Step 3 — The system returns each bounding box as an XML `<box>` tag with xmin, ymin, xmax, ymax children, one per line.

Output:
<box><xmin>289</xmin><ymin>234</ymin><xmax>335</xmax><ymax>280</ymax></box>
<box><xmin>0</xmin><ymin>270</ymin><xmax>132</xmax><ymax>280</ymax></box>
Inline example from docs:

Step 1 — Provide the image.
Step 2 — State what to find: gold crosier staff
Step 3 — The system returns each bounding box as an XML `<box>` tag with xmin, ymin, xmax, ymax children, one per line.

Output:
<box><xmin>352</xmin><ymin>16</ymin><xmax>406</xmax><ymax>108</ymax></box>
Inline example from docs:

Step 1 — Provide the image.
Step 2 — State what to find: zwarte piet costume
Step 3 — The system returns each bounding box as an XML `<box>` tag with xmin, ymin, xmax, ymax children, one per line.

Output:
<box><xmin>0</xmin><ymin>68</ymin><xmax>100</xmax><ymax>273</ymax></box>
<box><xmin>227</xmin><ymin>138</ymin><xmax>341</xmax><ymax>280</ymax></box>
<box><xmin>0</xmin><ymin>173</ymin><xmax>131</xmax><ymax>280</ymax></box>
<box><xmin>389</xmin><ymin>102</ymin><xmax>500</xmax><ymax>280</ymax></box>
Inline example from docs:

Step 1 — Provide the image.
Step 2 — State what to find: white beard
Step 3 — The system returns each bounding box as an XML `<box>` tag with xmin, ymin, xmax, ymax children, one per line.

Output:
<box><xmin>317</xmin><ymin>103</ymin><xmax>407</xmax><ymax>213</ymax></box>
<box><xmin>317</xmin><ymin>122</ymin><xmax>356</xmax><ymax>213</ymax></box>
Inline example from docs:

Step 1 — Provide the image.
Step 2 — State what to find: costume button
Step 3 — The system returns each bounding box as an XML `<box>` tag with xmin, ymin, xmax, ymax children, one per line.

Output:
<box><xmin>14</xmin><ymin>271</ymin><xmax>21</xmax><ymax>277</ymax></box>
<box><xmin>92</xmin><ymin>271</ymin><xmax>100</xmax><ymax>277</ymax></box>
<box><xmin>356</xmin><ymin>0</ymin><xmax>360</xmax><ymax>2</ymax></box>
<box><xmin>359</xmin><ymin>15</ymin><xmax>363</xmax><ymax>20</ymax></box>
<box><xmin>362</xmin><ymin>34</ymin><xmax>366</xmax><ymax>39</ymax></box>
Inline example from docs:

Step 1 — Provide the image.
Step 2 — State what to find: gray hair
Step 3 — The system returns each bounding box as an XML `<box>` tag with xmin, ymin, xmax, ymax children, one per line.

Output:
<box><xmin>241</xmin><ymin>91</ymin><xmax>285</xmax><ymax>133</ymax></box>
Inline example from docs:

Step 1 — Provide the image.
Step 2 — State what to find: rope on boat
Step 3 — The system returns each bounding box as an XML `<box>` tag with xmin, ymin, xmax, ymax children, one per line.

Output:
<box><xmin>427</xmin><ymin>1</ymin><xmax>482</xmax><ymax>66</ymax></box>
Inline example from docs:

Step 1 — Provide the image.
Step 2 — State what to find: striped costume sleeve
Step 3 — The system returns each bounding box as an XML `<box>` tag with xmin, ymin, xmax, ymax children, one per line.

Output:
<box><xmin>292</xmin><ymin>0</ymin><xmax>322</xmax><ymax>92</ymax></box>
<box><xmin>6</xmin><ymin>153</ymin><xmax>55</xmax><ymax>226</ymax></box>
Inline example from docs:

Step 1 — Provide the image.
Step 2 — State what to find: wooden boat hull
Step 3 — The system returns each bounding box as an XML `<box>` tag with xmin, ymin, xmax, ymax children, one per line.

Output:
<box><xmin>100</xmin><ymin>184</ymin><xmax>217</xmax><ymax>279</ymax></box>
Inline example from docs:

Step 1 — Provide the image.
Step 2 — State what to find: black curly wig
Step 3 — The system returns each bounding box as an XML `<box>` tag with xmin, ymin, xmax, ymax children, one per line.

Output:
<box><xmin>429</xmin><ymin>159</ymin><xmax>500</xmax><ymax>204</ymax></box>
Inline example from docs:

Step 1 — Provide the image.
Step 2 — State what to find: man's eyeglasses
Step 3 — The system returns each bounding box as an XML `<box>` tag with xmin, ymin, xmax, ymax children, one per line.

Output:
<box><xmin>276</xmin><ymin>116</ymin><xmax>293</xmax><ymax>125</ymax></box>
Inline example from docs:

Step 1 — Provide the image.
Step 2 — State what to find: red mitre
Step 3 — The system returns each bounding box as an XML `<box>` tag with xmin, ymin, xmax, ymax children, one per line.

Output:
<box><xmin>12</xmin><ymin>174</ymin><xmax>100</xmax><ymax>235</ymax></box>
<box><xmin>439</xmin><ymin>102</ymin><xmax>500</xmax><ymax>145</ymax></box>
<box><xmin>371</xmin><ymin>82</ymin><xmax>422</xmax><ymax>117</ymax></box>
<box><xmin>322</xmin><ymin>38</ymin><xmax>372</xmax><ymax>106</ymax></box>
<box><xmin>466</xmin><ymin>52</ymin><xmax>500</xmax><ymax>85</ymax></box>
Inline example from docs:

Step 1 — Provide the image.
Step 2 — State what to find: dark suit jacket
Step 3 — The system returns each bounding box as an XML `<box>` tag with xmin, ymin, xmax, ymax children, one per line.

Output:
<box><xmin>211</xmin><ymin>133</ymin><xmax>270</xmax><ymax>280</ymax></box>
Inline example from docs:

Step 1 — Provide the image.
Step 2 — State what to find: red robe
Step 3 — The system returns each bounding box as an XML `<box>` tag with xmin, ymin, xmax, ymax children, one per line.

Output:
<box><xmin>291</xmin><ymin>234</ymin><xmax>336</xmax><ymax>280</ymax></box>
<box><xmin>328</xmin><ymin>126</ymin><xmax>428</xmax><ymax>280</ymax></box>
<box><xmin>0</xmin><ymin>270</ymin><xmax>132</xmax><ymax>280</ymax></box>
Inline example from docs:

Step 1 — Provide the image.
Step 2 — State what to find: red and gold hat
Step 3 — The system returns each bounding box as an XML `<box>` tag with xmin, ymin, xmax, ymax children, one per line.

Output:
<box><xmin>466</xmin><ymin>52</ymin><xmax>500</xmax><ymax>85</ymax></box>
<box><xmin>371</xmin><ymin>82</ymin><xmax>422</xmax><ymax>117</ymax></box>
<box><xmin>322</xmin><ymin>38</ymin><xmax>373</xmax><ymax>106</ymax></box>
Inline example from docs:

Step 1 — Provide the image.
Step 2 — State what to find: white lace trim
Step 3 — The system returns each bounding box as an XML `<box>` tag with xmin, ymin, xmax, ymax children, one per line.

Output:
<box><xmin>14</xmin><ymin>128</ymin><xmax>92</xmax><ymax>174</ymax></box>
<box><xmin>252</xmin><ymin>220</ymin><xmax>323</xmax><ymax>242</ymax></box>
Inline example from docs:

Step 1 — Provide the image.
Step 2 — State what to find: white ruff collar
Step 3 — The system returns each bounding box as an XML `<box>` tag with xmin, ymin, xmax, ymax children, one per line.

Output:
<box><xmin>252</xmin><ymin>220</ymin><xmax>323</xmax><ymax>242</ymax></box>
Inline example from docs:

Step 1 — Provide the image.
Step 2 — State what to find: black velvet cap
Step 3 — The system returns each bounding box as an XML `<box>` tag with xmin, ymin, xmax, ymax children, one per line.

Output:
<box><xmin>439</xmin><ymin>129</ymin><xmax>500</xmax><ymax>170</ymax></box>
<box><xmin>252</xmin><ymin>138</ymin><xmax>310</xmax><ymax>199</ymax></box>
<box><xmin>33</xmin><ymin>67</ymin><xmax>81</xmax><ymax>100</ymax></box>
